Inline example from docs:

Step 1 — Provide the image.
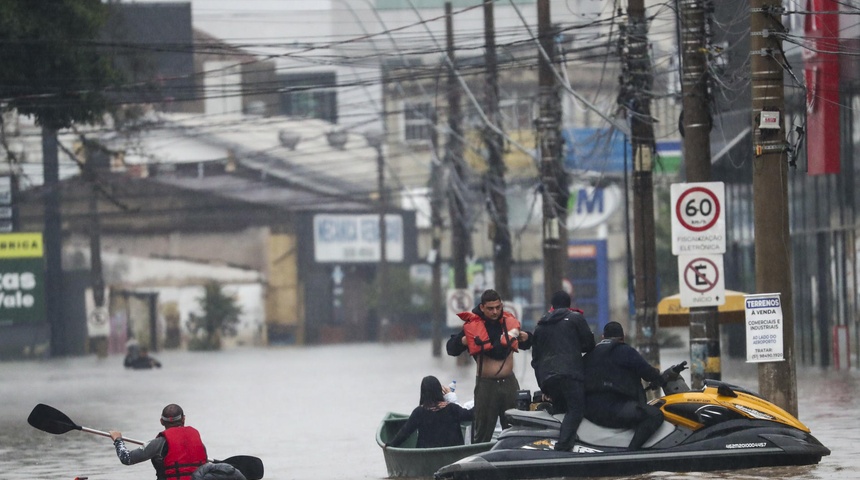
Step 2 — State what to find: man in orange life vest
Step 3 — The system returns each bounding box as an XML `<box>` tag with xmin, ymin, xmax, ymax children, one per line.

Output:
<box><xmin>446</xmin><ymin>289</ymin><xmax>532</xmax><ymax>443</ymax></box>
<box><xmin>109</xmin><ymin>404</ymin><xmax>207</xmax><ymax>480</ymax></box>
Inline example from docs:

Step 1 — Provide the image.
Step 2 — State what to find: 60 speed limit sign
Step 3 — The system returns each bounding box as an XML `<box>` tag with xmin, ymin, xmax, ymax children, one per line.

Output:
<box><xmin>671</xmin><ymin>182</ymin><xmax>726</xmax><ymax>255</ymax></box>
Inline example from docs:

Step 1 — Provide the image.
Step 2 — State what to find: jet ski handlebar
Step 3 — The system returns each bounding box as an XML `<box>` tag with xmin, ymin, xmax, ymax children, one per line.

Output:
<box><xmin>648</xmin><ymin>361</ymin><xmax>689</xmax><ymax>391</ymax></box>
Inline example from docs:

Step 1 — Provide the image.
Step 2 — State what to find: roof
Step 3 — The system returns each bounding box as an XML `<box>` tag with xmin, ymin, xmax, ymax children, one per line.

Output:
<box><xmin>102</xmin><ymin>112</ymin><xmax>393</xmax><ymax>212</ymax></box>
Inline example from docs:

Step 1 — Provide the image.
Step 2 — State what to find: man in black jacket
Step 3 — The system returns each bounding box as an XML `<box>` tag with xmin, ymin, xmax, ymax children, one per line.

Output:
<box><xmin>531</xmin><ymin>291</ymin><xmax>595</xmax><ymax>451</ymax></box>
<box><xmin>584</xmin><ymin>321</ymin><xmax>664</xmax><ymax>449</ymax></box>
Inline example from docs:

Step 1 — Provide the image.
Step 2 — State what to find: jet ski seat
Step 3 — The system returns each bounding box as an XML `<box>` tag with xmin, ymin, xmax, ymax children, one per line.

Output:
<box><xmin>505</xmin><ymin>408</ymin><xmax>676</xmax><ymax>449</ymax></box>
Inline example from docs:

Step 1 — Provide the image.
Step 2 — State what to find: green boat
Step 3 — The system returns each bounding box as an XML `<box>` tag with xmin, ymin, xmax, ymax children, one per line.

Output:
<box><xmin>376</xmin><ymin>412</ymin><xmax>496</xmax><ymax>478</ymax></box>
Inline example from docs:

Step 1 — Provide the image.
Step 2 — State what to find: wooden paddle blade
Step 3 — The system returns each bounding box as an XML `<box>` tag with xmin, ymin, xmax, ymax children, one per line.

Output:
<box><xmin>27</xmin><ymin>404</ymin><xmax>82</xmax><ymax>435</ymax></box>
<box><xmin>218</xmin><ymin>455</ymin><xmax>264</xmax><ymax>480</ymax></box>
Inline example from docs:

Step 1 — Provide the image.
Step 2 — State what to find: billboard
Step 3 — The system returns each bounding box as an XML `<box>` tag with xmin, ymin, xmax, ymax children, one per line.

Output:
<box><xmin>563</xmin><ymin>128</ymin><xmax>681</xmax><ymax>174</ymax></box>
<box><xmin>313</xmin><ymin>214</ymin><xmax>404</xmax><ymax>263</ymax></box>
<box><xmin>0</xmin><ymin>233</ymin><xmax>46</xmax><ymax>326</ymax></box>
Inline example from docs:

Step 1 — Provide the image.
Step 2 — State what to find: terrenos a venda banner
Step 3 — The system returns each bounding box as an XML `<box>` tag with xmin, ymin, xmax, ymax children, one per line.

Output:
<box><xmin>0</xmin><ymin>233</ymin><xmax>46</xmax><ymax>326</ymax></box>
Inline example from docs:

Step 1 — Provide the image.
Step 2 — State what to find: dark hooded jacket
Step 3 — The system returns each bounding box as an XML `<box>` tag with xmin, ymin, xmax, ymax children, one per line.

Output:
<box><xmin>531</xmin><ymin>308</ymin><xmax>595</xmax><ymax>387</ymax></box>
<box><xmin>584</xmin><ymin>338</ymin><xmax>662</xmax><ymax>403</ymax></box>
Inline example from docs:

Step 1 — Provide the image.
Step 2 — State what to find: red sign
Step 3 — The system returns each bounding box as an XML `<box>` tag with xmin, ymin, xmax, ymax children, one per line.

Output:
<box><xmin>804</xmin><ymin>0</ymin><xmax>841</xmax><ymax>175</ymax></box>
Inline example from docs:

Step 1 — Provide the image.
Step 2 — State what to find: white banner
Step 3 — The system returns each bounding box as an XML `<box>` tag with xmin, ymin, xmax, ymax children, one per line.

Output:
<box><xmin>313</xmin><ymin>213</ymin><xmax>404</xmax><ymax>263</ymax></box>
<box><xmin>85</xmin><ymin>287</ymin><xmax>110</xmax><ymax>337</ymax></box>
<box><xmin>744</xmin><ymin>293</ymin><xmax>784</xmax><ymax>363</ymax></box>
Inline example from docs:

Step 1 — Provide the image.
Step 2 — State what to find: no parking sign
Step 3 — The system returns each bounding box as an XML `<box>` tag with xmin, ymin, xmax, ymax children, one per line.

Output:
<box><xmin>678</xmin><ymin>254</ymin><xmax>725</xmax><ymax>308</ymax></box>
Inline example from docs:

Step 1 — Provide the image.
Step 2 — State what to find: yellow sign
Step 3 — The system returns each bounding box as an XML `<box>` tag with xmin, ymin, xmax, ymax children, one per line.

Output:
<box><xmin>0</xmin><ymin>233</ymin><xmax>44</xmax><ymax>258</ymax></box>
<box><xmin>657</xmin><ymin>290</ymin><xmax>748</xmax><ymax>327</ymax></box>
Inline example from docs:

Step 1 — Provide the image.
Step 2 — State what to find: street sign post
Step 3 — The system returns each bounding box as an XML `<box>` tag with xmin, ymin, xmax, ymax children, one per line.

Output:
<box><xmin>446</xmin><ymin>288</ymin><xmax>473</xmax><ymax>328</ymax></box>
<box><xmin>671</xmin><ymin>182</ymin><xmax>726</xmax><ymax>255</ymax></box>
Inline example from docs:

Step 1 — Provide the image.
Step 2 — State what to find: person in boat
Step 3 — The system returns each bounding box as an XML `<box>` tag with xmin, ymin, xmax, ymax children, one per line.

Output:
<box><xmin>109</xmin><ymin>404</ymin><xmax>207</xmax><ymax>480</ymax></box>
<box><xmin>125</xmin><ymin>346</ymin><xmax>162</xmax><ymax>369</ymax></box>
<box><xmin>583</xmin><ymin>321</ymin><xmax>664</xmax><ymax>450</ymax></box>
<box><xmin>385</xmin><ymin>375</ymin><xmax>473</xmax><ymax>449</ymax></box>
<box><xmin>531</xmin><ymin>290</ymin><xmax>596</xmax><ymax>452</ymax></box>
<box><xmin>446</xmin><ymin>289</ymin><xmax>532</xmax><ymax>443</ymax></box>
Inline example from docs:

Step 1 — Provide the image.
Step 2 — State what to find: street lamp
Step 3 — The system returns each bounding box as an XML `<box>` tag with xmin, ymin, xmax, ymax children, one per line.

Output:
<box><xmin>365</xmin><ymin>131</ymin><xmax>388</xmax><ymax>341</ymax></box>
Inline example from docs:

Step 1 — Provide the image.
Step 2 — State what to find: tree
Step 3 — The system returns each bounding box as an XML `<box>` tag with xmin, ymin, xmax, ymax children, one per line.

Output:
<box><xmin>0</xmin><ymin>0</ymin><xmax>119</xmax><ymax>129</ymax></box>
<box><xmin>187</xmin><ymin>281</ymin><xmax>243</xmax><ymax>351</ymax></box>
<box><xmin>0</xmin><ymin>1</ymin><xmax>120</xmax><ymax>356</ymax></box>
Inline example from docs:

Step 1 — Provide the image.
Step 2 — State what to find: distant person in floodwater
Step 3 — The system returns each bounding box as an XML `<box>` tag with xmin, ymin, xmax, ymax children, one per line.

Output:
<box><xmin>384</xmin><ymin>376</ymin><xmax>473</xmax><ymax>449</ymax></box>
<box><xmin>125</xmin><ymin>346</ymin><xmax>162</xmax><ymax>369</ymax></box>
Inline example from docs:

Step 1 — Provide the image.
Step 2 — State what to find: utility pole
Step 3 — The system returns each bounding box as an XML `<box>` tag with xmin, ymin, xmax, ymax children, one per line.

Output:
<box><xmin>750</xmin><ymin>0</ymin><xmax>797</xmax><ymax>416</ymax></box>
<box><xmin>430</xmin><ymin>107</ymin><xmax>444</xmax><ymax>357</ymax></box>
<box><xmin>448</xmin><ymin>2</ymin><xmax>472</xmax><ymax>366</ymax></box>
<box><xmin>366</xmin><ymin>132</ymin><xmax>389</xmax><ymax>342</ymax></box>
<box><xmin>446</xmin><ymin>2</ymin><xmax>468</xmax><ymax>292</ymax></box>
<box><xmin>679</xmin><ymin>0</ymin><xmax>720</xmax><ymax>387</ymax></box>
<box><xmin>43</xmin><ymin>126</ymin><xmax>64</xmax><ymax>357</ymax></box>
<box><xmin>623</xmin><ymin>0</ymin><xmax>660</xmax><ymax>366</ymax></box>
<box><xmin>483</xmin><ymin>0</ymin><xmax>512</xmax><ymax>300</ymax></box>
<box><xmin>377</xmin><ymin>143</ymin><xmax>388</xmax><ymax>341</ymax></box>
<box><xmin>536</xmin><ymin>0</ymin><xmax>566</xmax><ymax>303</ymax></box>
<box><xmin>84</xmin><ymin>139</ymin><xmax>108</xmax><ymax>358</ymax></box>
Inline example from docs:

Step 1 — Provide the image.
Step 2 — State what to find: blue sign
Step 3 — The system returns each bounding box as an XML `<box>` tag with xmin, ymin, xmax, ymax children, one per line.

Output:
<box><xmin>566</xmin><ymin>240</ymin><xmax>609</xmax><ymax>334</ymax></box>
<box><xmin>563</xmin><ymin>128</ymin><xmax>631</xmax><ymax>172</ymax></box>
<box><xmin>563</xmin><ymin>128</ymin><xmax>681</xmax><ymax>173</ymax></box>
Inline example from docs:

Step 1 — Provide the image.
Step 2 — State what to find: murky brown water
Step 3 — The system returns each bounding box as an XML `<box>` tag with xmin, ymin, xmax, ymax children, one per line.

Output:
<box><xmin>0</xmin><ymin>341</ymin><xmax>853</xmax><ymax>479</ymax></box>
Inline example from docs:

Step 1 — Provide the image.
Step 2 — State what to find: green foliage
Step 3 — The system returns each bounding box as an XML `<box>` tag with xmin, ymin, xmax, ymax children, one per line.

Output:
<box><xmin>187</xmin><ymin>281</ymin><xmax>243</xmax><ymax>351</ymax></box>
<box><xmin>0</xmin><ymin>0</ymin><xmax>120</xmax><ymax>129</ymax></box>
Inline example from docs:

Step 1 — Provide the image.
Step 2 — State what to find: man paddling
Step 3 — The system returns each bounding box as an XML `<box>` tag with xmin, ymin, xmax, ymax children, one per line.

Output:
<box><xmin>109</xmin><ymin>404</ymin><xmax>208</xmax><ymax>480</ymax></box>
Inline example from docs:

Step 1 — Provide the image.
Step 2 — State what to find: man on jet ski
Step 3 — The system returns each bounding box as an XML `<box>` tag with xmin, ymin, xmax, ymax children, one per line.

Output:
<box><xmin>531</xmin><ymin>291</ymin><xmax>595</xmax><ymax>451</ymax></box>
<box><xmin>446</xmin><ymin>289</ymin><xmax>532</xmax><ymax>443</ymax></box>
<box><xmin>583</xmin><ymin>321</ymin><xmax>664</xmax><ymax>450</ymax></box>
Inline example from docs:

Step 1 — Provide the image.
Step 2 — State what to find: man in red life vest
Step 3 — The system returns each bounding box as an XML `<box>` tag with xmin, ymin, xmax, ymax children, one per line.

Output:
<box><xmin>446</xmin><ymin>289</ymin><xmax>532</xmax><ymax>443</ymax></box>
<box><xmin>109</xmin><ymin>404</ymin><xmax>207</xmax><ymax>480</ymax></box>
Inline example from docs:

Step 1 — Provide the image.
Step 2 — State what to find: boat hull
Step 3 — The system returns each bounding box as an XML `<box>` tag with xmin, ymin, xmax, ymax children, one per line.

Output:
<box><xmin>378</xmin><ymin>412</ymin><xmax>495</xmax><ymax>478</ymax></box>
<box><xmin>435</xmin><ymin>421</ymin><xmax>829</xmax><ymax>480</ymax></box>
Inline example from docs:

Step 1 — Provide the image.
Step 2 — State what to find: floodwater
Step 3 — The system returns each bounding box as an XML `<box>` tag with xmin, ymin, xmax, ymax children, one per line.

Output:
<box><xmin>0</xmin><ymin>339</ymin><xmax>856</xmax><ymax>480</ymax></box>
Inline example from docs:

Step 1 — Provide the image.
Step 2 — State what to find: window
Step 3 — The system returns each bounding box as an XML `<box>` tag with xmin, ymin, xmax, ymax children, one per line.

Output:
<box><xmin>403</xmin><ymin>101</ymin><xmax>435</xmax><ymax>142</ymax></box>
<box><xmin>279</xmin><ymin>72</ymin><xmax>337</xmax><ymax>123</ymax></box>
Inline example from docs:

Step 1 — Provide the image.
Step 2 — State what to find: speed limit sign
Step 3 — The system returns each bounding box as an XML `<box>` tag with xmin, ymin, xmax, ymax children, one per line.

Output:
<box><xmin>671</xmin><ymin>182</ymin><xmax>726</xmax><ymax>255</ymax></box>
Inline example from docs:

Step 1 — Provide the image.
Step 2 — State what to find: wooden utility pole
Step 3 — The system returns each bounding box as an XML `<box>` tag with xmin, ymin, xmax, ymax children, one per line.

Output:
<box><xmin>483</xmin><ymin>0</ymin><xmax>512</xmax><ymax>300</ymax></box>
<box><xmin>43</xmin><ymin>126</ymin><xmax>65</xmax><ymax>357</ymax></box>
<box><xmin>365</xmin><ymin>134</ymin><xmax>389</xmax><ymax>342</ymax></box>
<box><xmin>625</xmin><ymin>0</ymin><xmax>660</xmax><ymax>366</ymax></box>
<box><xmin>431</xmin><ymin>107</ymin><xmax>444</xmax><ymax>357</ymax></box>
<box><xmin>536</xmin><ymin>0</ymin><xmax>566</xmax><ymax>303</ymax></box>
<box><xmin>679</xmin><ymin>0</ymin><xmax>721</xmax><ymax>387</ymax></box>
<box><xmin>750</xmin><ymin>0</ymin><xmax>797</xmax><ymax>416</ymax></box>
<box><xmin>447</xmin><ymin>2</ymin><xmax>471</xmax><ymax>366</ymax></box>
<box><xmin>83</xmin><ymin>139</ymin><xmax>109</xmax><ymax>358</ymax></box>
<box><xmin>446</xmin><ymin>2</ymin><xmax>468</xmax><ymax>291</ymax></box>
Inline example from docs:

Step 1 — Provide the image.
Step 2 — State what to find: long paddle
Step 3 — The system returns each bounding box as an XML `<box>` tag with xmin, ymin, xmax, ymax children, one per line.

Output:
<box><xmin>28</xmin><ymin>403</ymin><xmax>264</xmax><ymax>480</ymax></box>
